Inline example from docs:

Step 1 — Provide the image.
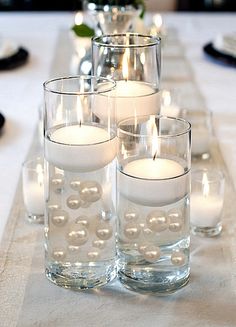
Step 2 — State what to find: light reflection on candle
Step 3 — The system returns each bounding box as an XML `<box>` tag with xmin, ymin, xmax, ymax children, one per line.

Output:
<box><xmin>160</xmin><ymin>90</ymin><xmax>180</xmax><ymax>118</ymax></box>
<box><xmin>122</xmin><ymin>46</ymin><xmax>130</xmax><ymax>81</ymax></box>
<box><xmin>36</xmin><ymin>163</ymin><xmax>44</xmax><ymax>186</ymax></box>
<box><xmin>202</xmin><ymin>172</ymin><xmax>209</xmax><ymax>197</ymax></box>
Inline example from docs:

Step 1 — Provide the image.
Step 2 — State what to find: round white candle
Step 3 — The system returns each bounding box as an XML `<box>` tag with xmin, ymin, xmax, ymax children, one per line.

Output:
<box><xmin>45</xmin><ymin>124</ymin><xmax>117</xmax><ymax>172</ymax></box>
<box><xmin>191</xmin><ymin>127</ymin><xmax>210</xmax><ymax>156</ymax></box>
<box><xmin>191</xmin><ymin>194</ymin><xmax>223</xmax><ymax>227</ymax></box>
<box><xmin>118</xmin><ymin>158</ymin><xmax>189</xmax><ymax>207</ymax></box>
<box><xmin>23</xmin><ymin>182</ymin><xmax>44</xmax><ymax>215</ymax></box>
<box><xmin>94</xmin><ymin>81</ymin><xmax>160</xmax><ymax>123</ymax></box>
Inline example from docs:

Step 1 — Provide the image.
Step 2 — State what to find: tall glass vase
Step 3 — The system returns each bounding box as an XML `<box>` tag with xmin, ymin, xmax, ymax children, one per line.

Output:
<box><xmin>117</xmin><ymin>115</ymin><xmax>191</xmax><ymax>293</ymax></box>
<box><xmin>43</xmin><ymin>76</ymin><xmax>117</xmax><ymax>290</ymax></box>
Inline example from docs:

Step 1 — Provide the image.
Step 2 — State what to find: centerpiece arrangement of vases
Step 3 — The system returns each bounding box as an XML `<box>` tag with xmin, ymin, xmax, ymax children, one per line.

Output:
<box><xmin>42</xmin><ymin>0</ymin><xmax>192</xmax><ymax>295</ymax></box>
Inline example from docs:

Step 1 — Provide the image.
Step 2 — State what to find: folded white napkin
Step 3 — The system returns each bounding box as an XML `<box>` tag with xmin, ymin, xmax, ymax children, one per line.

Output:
<box><xmin>0</xmin><ymin>37</ymin><xmax>18</xmax><ymax>60</ymax></box>
<box><xmin>213</xmin><ymin>33</ymin><xmax>236</xmax><ymax>57</ymax></box>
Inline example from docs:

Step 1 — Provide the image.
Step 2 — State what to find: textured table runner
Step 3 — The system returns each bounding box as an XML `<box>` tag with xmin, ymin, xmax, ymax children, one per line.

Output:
<box><xmin>1</xmin><ymin>28</ymin><xmax>236</xmax><ymax>327</ymax></box>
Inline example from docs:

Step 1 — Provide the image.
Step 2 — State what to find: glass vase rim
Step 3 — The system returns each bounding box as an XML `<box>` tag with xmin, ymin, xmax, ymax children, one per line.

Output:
<box><xmin>22</xmin><ymin>156</ymin><xmax>44</xmax><ymax>171</ymax></box>
<box><xmin>92</xmin><ymin>33</ymin><xmax>161</xmax><ymax>48</ymax></box>
<box><xmin>118</xmin><ymin>115</ymin><xmax>191</xmax><ymax>138</ymax></box>
<box><xmin>43</xmin><ymin>75</ymin><xmax>116</xmax><ymax>96</ymax></box>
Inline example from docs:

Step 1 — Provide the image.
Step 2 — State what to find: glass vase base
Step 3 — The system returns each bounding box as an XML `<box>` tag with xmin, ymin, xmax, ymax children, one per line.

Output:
<box><xmin>191</xmin><ymin>223</ymin><xmax>222</xmax><ymax>237</ymax></box>
<box><xmin>118</xmin><ymin>267</ymin><xmax>190</xmax><ymax>294</ymax></box>
<box><xmin>45</xmin><ymin>259</ymin><xmax>117</xmax><ymax>290</ymax></box>
<box><xmin>26</xmin><ymin>213</ymin><xmax>44</xmax><ymax>224</ymax></box>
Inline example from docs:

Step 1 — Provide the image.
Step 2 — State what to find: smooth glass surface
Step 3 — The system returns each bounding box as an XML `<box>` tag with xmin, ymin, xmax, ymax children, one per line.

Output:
<box><xmin>117</xmin><ymin>115</ymin><xmax>191</xmax><ymax>293</ymax></box>
<box><xmin>44</xmin><ymin>75</ymin><xmax>117</xmax><ymax>290</ymax></box>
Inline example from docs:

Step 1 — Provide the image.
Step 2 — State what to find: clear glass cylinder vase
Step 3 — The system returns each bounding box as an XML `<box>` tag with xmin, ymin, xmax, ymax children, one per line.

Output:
<box><xmin>92</xmin><ymin>33</ymin><xmax>161</xmax><ymax>123</ymax></box>
<box><xmin>43</xmin><ymin>75</ymin><xmax>117</xmax><ymax>290</ymax></box>
<box><xmin>117</xmin><ymin>115</ymin><xmax>191</xmax><ymax>293</ymax></box>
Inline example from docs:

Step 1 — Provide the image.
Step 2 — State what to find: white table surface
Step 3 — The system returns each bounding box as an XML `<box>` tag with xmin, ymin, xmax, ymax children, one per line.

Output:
<box><xmin>0</xmin><ymin>11</ymin><xmax>236</xmax><ymax>244</ymax></box>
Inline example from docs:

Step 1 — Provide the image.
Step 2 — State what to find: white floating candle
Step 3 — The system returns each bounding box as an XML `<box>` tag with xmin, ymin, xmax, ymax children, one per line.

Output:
<box><xmin>191</xmin><ymin>194</ymin><xmax>223</xmax><ymax>227</ymax></box>
<box><xmin>118</xmin><ymin>158</ymin><xmax>189</xmax><ymax>207</ymax></box>
<box><xmin>45</xmin><ymin>124</ymin><xmax>116</xmax><ymax>172</ymax></box>
<box><xmin>94</xmin><ymin>80</ymin><xmax>160</xmax><ymax>123</ymax></box>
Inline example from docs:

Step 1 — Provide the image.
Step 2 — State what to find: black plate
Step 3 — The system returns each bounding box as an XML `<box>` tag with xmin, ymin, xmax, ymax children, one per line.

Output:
<box><xmin>0</xmin><ymin>112</ymin><xmax>5</xmax><ymax>130</ymax></box>
<box><xmin>203</xmin><ymin>42</ymin><xmax>236</xmax><ymax>67</ymax></box>
<box><xmin>0</xmin><ymin>47</ymin><xmax>29</xmax><ymax>70</ymax></box>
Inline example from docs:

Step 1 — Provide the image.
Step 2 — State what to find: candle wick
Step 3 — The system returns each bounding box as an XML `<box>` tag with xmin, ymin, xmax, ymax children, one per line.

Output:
<box><xmin>79</xmin><ymin>120</ymin><xmax>82</xmax><ymax>127</ymax></box>
<box><xmin>153</xmin><ymin>151</ymin><xmax>157</xmax><ymax>161</ymax></box>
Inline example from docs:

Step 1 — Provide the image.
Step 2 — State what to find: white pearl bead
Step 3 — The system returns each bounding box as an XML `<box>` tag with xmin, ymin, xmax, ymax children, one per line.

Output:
<box><xmin>168</xmin><ymin>208</ymin><xmax>183</xmax><ymax>220</ymax></box>
<box><xmin>124</xmin><ymin>208</ymin><xmax>139</xmax><ymax>222</ymax></box>
<box><xmin>95</xmin><ymin>222</ymin><xmax>113</xmax><ymax>240</ymax></box>
<box><xmin>67</xmin><ymin>226</ymin><xmax>88</xmax><ymax>246</ymax></box>
<box><xmin>93</xmin><ymin>240</ymin><xmax>106</xmax><ymax>249</ymax></box>
<box><xmin>146</xmin><ymin>210</ymin><xmax>168</xmax><ymax>232</ymax></box>
<box><xmin>51</xmin><ymin>209</ymin><xmax>69</xmax><ymax>227</ymax></box>
<box><xmin>169</xmin><ymin>220</ymin><xmax>183</xmax><ymax>232</ymax></box>
<box><xmin>68</xmin><ymin>245</ymin><xmax>80</xmax><ymax>253</ymax></box>
<box><xmin>87</xmin><ymin>249</ymin><xmax>100</xmax><ymax>260</ymax></box>
<box><xmin>70</xmin><ymin>179</ymin><xmax>81</xmax><ymax>191</ymax></box>
<box><xmin>79</xmin><ymin>181</ymin><xmax>102</xmax><ymax>203</ymax></box>
<box><xmin>52</xmin><ymin>249</ymin><xmax>66</xmax><ymax>261</ymax></box>
<box><xmin>138</xmin><ymin>243</ymin><xmax>148</xmax><ymax>255</ymax></box>
<box><xmin>171</xmin><ymin>251</ymin><xmax>186</xmax><ymax>266</ymax></box>
<box><xmin>142</xmin><ymin>227</ymin><xmax>154</xmax><ymax>237</ymax></box>
<box><xmin>168</xmin><ymin>208</ymin><xmax>183</xmax><ymax>232</ymax></box>
<box><xmin>66</xmin><ymin>195</ymin><xmax>81</xmax><ymax>210</ymax></box>
<box><xmin>124</xmin><ymin>222</ymin><xmax>141</xmax><ymax>240</ymax></box>
<box><xmin>75</xmin><ymin>215</ymin><xmax>89</xmax><ymax>228</ymax></box>
<box><xmin>143</xmin><ymin>245</ymin><xmax>161</xmax><ymax>263</ymax></box>
<box><xmin>48</xmin><ymin>204</ymin><xmax>61</xmax><ymax>211</ymax></box>
<box><xmin>51</xmin><ymin>174</ymin><xmax>65</xmax><ymax>193</ymax></box>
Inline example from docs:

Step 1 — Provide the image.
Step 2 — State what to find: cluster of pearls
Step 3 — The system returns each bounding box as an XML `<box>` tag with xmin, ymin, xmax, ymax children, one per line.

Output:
<box><xmin>122</xmin><ymin>207</ymin><xmax>183</xmax><ymax>241</ymax></box>
<box><xmin>122</xmin><ymin>207</ymin><xmax>186</xmax><ymax>265</ymax></box>
<box><xmin>66</xmin><ymin>180</ymin><xmax>102</xmax><ymax>210</ymax></box>
<box><xmin>50</xmin><ymin>175</ymin><xmax>103</xmax><ymax>210</ymax></box>
<box><xmin>48</xmin><ymin>174</ymin><xmax>114</xmax><ymax>262</ymax></box>
<box><xmin>137</xmin><ymin>243</ymin><xmax>186</xmax><ymax>265</ymax></box>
